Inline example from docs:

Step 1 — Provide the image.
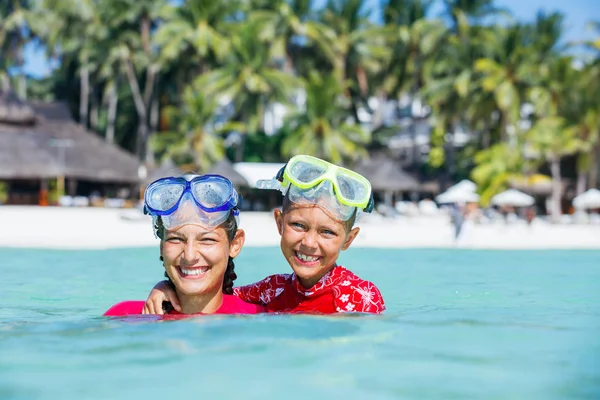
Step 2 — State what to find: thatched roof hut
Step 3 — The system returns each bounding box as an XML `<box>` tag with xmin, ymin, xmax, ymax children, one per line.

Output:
<box><xmin>0</xmin><ymin>91</ymin><xmax>36</xmax><ymax>125</ymax></box>
<box><xmin>0</xmin><ymin>94</ymin><xmax>140</xmax><ymax>183</ymax></box>
<box><xmin>145</xmin><ymin>159</ymin><xmax>185</xmax><ymax>184</ymax></box>
<box><xmin>354</xmin><ymin>153</ymin><xmax>420</xmax><ymax>192</ymax></box>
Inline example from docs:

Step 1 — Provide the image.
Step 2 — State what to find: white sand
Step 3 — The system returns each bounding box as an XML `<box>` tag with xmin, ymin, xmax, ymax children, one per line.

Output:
<box><xmin>0</xmin><ymin>206</ymin><xmax>599</xmax><ymax>250</ymax></box>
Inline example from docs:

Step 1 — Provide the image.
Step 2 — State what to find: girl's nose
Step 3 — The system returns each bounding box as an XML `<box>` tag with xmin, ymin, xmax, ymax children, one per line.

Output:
<box><xmin>182</xmin><ymin>240</ymin><xmax>201</xmax><ymax>265</ymax></box>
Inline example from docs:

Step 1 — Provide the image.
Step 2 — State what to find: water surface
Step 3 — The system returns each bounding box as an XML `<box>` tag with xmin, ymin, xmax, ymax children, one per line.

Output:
<box><xmin>1</xmin><ymin>247</ymin><xmax>598</xmax><ymax>399</ymax></box>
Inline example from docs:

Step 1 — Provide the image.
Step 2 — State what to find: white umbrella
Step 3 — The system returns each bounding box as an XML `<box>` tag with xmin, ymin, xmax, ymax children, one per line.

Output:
<box><xmin>491</xmin><ymin>189</ymin><xmax>534</xmax><ymax>207</ymax></box>
<box><xmin>436</xmin><ymin>188</ymin><xmax>480</xmax><ymax>204</ymax></box>
<box><xmin>446</xmin><ymin>179</ymin><xmax>477</xmax><ymax>193</ymax></box>
<box><xmin>573</xmin><ymin>188</ymin><xmax>600</xmax><ymax>210</ymax></box>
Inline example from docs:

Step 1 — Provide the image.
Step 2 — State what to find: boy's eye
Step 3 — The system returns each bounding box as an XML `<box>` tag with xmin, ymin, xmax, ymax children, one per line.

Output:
<box><xmin>291</xmin><ymin>222</ymin><xmax>305</xmax><ymax>229</ymax></box>
<box><xmin>322</xmin><ymin>229</ymin><xmax>336</xmax><ymax>236</ymax></box>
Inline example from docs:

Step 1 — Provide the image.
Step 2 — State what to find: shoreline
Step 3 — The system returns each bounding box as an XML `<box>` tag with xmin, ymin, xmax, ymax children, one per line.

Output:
<box><xmin>1</xmin><ymin>206</ymin><xmax>599</xmax><ymax>250</ymax></box>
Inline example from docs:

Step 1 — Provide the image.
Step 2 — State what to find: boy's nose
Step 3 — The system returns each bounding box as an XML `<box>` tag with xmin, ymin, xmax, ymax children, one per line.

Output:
<box><xmin>301</xmin><ymin>230</ymin><xmax>318</xmax><ymax>248</ymax></box>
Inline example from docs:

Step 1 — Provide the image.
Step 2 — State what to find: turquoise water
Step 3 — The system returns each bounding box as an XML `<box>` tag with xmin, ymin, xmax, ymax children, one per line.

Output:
<box><xmin>1</xmin><ymin>247</ymin><xmax>599</xmax><ymax>400</ymax></box>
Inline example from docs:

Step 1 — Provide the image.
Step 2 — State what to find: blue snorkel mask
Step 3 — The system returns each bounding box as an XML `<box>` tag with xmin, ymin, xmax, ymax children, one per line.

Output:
<box><xmin>144</xmin><ymin>174</ymin><xmax>240</xmax><ymax>232</ymax></box>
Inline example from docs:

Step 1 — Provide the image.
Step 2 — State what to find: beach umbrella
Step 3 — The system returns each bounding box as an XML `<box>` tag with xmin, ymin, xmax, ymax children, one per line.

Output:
<box><xmin>573</xmin><ymin>188</ymin><xmax>600</xmax><ymax>210</ymax></box>
<box><xmin>491</xmin><ymin>189</ymin><xmax>534</xmax><ymax>207</ymax></box>
<box><xmin>435</xmin><ymin>188</ymin><xmax>480</xmax><ymax>204</ymax></box>
<box><xmin>446</xmin><ymin>179</ymin><xmax>477</xmax><ymax>193</ymax></box>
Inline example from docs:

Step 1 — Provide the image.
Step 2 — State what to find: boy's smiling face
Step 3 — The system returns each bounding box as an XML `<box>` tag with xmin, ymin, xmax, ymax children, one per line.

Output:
<box><xmin>274</xmin><ymin>205</ymin><xmax>359</xmax><ymax>289</ymax></box>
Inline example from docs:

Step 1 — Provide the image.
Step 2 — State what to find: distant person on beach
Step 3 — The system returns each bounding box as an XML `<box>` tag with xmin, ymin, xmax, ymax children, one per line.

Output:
<box><xmin>104</xmin><ymin>174</ymin><xmax>264</xmax><ymax>317</ymax></box>
<box><xmin>143</xmin><ymin>155</ymin><xmax>385</xmax><ymax>315</ymax></box>
<box><xmin>525</xmin><ymin>206</ymin><xmax>536</xmax><ymax>226</ymax></box>
<box><xmin>451</xmin><ymin>203</ymin><xmax>465</xmax><ymax>241</ymax></box>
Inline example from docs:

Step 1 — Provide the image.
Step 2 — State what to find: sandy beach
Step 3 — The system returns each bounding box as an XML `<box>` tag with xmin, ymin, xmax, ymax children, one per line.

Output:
<box><xmin>0</xmin><ymin>205</ymin><xmax>598</xmax><ymax>250</ymax></box>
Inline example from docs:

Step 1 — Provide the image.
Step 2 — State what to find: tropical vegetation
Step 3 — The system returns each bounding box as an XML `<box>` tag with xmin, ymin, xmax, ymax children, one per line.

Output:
<box><xmin>1</xmin><ymin>0</ymin><xmax>598</xmax><ymax>220</ymax></box>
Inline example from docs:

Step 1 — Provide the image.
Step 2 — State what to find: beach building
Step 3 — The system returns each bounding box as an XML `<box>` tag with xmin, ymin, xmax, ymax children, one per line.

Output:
<box><xmin>0</xmin><ymin>91</ymin><xmax>140</xmax><ymax>206</ymax></box>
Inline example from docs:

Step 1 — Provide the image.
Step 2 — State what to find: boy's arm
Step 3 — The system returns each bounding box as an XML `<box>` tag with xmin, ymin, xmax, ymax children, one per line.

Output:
<box><xmin>233</xmin><ymin>274</ymin><xmax>289</xmax><ymax>305</ymax></box>
<box><xmin>335</xmin><ymin>280</ymin><xmax>386</xmax><ymax>314</ymax></box>
<box><xmin>142</xmin><ymin>280</ymin><xmax>180</xmax><ymax>314</ymax></box>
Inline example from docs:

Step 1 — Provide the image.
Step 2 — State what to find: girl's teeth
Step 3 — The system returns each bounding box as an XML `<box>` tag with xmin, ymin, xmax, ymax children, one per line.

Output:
<box><xmin>180</xmin><ymin>267</ymin><xmax>208</xmax><ymax>276</ymax></box>
<box><xmin>296</xmin><ymin>252</ymin><xmax>319</xmax><ymax>262</ymax></box>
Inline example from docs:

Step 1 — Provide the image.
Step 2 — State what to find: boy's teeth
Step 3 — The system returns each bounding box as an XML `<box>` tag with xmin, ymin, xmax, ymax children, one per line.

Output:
<box><xmin>180</xmin><ymin>267</ymin><xmax>208</xmax><ymax>276</ymax></box>
<box><xmin>296</xmin><ymin>252</ymin><xmax>319</xmax><ymax>262</ymax></box>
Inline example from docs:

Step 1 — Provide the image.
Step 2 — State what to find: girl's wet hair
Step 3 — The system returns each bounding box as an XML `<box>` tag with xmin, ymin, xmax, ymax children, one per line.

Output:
<box><xmin>155</xmin><ymin>211</ymin><xmax>238</xmax><ymax>295</ymax></box>
<box><xmin>281</xmin><ymin>192</ymin><xmax>357</xmax><ymax>232</ymax></box>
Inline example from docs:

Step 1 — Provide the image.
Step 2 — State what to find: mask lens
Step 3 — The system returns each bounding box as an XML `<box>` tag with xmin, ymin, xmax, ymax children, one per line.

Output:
<box><xmin>147</xmin><ymin>181</ymin><xmax>186</xmax><ymax>211</ymax></box>
<box><xmin>337</xmin><ymin>172</ymin><xmax>368</xmax><ymax>204</ymax></box>
<box><xmin>289</xmin><ymin>159</ymin><xmax>327</xmax><ymax>184</ymax></box>
<box><xmin>191</xmin><ymin>179</ymin><xmax>230</xmax><ymax>209</ymax></box>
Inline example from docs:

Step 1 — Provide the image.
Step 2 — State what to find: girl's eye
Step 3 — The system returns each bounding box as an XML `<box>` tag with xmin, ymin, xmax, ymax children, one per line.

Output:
<box><xmin>166</xmin><ymin>237</ymin><xmax>183</xmax><ymax>243</ymax></box>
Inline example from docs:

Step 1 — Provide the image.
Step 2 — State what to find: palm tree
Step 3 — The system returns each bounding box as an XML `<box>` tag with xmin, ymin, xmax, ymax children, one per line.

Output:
<box><xmin>98</xmin><ymin>0</ymin><xmax>166</xmax><ymax>165</ymax></box>
<box><xmin>319</xmin><ymin>0</ymin><xmax>388</xmax><ymax>121</ymax></box>
<box><xmin>280</xmin><ymin>72</ymin><xmax>370</xmax><ymax>165</ymax></box>
<box><xmin>152</xmin><ymin>85</ymin><xmax>224</xmax><ymax>172</ymax></box>
<box><xmin>249</xmin><ymin>0</ymin><xmax>325</xmax><ymax>74</ymax></box>
<box><xmin>526</xmin><ymin>117</ymin><xmax>581</xmax><ymax>222</ymax></box>
<box><xmin>0</xmin><ymin>0</ymin><xmax>34</xmax><ymax>98</ymax></box>
<box><xmin>35</xmin><ymin>0</ymin><xmax>105</xmax><ymax>126</ymax></box>
<box><xmin>442</xmin><ymin>0</ymin><xmax>508</xmax><ymax>31</ymax></box>
<box><xmin>470</xmin><ymin>142</ymin><xmax>526</xmax><ymax>206</ymax></box>
<box><xmin>155</xmin><ymin>0</ymin><xmax>240</xmax><ymax>75</ymax></box>
<box><xmin>195</xmin><ymin>21</ymin><xmax>301</xmax><ymax>162</ymax></box>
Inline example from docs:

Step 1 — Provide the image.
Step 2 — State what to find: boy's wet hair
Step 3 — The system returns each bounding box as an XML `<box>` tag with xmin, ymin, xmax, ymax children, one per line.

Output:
<box><xmin>281</xmin><ymin>193</ymin><xmax>357</xmax><ymax>232</ymax></box>
<box><xmin>155</xmin><ymin>211</ymin><xmax>238</xmax><ymax>295</ymax></box>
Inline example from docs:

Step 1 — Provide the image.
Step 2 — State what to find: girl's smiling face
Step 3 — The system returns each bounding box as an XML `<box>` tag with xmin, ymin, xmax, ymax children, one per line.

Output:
<box><xmin>274</xmin><ymin>205</ymin><xmax>359</xmax><ymax>288</ymax></box>
<box><xmin>160</xmin><ymin>223</ymin><xmax>243</xmax><ymax>298</ymax></box>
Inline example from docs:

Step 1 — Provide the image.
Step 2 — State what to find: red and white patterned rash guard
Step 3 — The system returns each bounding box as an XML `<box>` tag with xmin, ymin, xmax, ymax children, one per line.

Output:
<box><xmin>233</xmin><ymin>265</ymin><xmax>385</xmax><ymax>314</ymax></box>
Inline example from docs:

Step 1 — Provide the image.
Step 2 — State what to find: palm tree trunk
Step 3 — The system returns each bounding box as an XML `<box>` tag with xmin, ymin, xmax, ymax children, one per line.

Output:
<box><xmin>446</xmin><ymin>118</ymin><xmax>458</xmax><ymax>178</ymax></box>
<box><xmin>124</xmin><ymin>60</ymin><xmax>148</xmax><ymax>162</ymax></box>
<box><xmin>146</xmin><ymin>95</ymin><xmax>159</xmax><ymax>166</ymax></box>
<box><xmin>371</xmin><ymin>91</ymin><xmax>387</xmax><ymax>131</ymax></box>
<box><xmin>500</xmin><ymin>111</ymin><xmax>508</xmax><ymax>143</ymax></box>
<box><xmin>0</xmin><ymin>73</ymin><xmax>10</xmax><ymax>92</ymax></box>
<box><xmin>590</xmin><ymin>142</ymin><xmax>599</xmax><ymax>189</ymax></box>
<box><xmin>90</xmin><ymin>90</ymin><xmax>98</xmax><ymax>132</ymax></box>
<box><xmin>549</xmin><ymin>155</ymin><xmax>562</xmax><ymax>222</ymax></box>
<box><xmin>105</xmin><ymin>83</ymin><xmax>118</xmax><ymax>144</ymax></box>
<box><xmin>16</xmin><ymin>44</ymin><xmax>26</xmax><ymax>99</ymax></box>
<box><xmin>481</xmin><ymin>119</ymin><xmax>491</xmax><ymax>149</ymax></box>
<box><xmin>235</xmin><ymin>134</ymin><xmax>245</xmax><ymax>163</ymax></box>
<box><xmin>79</xmin><ymin>63</ymin><xmax>89</xmax><ymax>127</ymax></box>
<box><xmin>576</xmin><ymin>153</ymin><xmax>588</xmax><ymax>195</ymax></box>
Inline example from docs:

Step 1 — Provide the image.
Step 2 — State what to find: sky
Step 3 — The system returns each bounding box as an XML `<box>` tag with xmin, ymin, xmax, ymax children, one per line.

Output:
<box><xmin>22</xmin><ymin>0</ymin><xmax>600</xmax><ymax>78</ymax></box>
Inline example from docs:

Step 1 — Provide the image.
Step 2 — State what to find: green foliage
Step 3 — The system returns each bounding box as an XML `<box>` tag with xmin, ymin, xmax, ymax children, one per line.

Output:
<box><xmin>471</xmin><ymin>142</ymin><xmax>525</xmax><ymax>206</ymax></box>
<box><xmin>280</xmin><ymin>72</ymin><xmax>370</xmax><ymax>165</ymax></box>
<box><xmin>6</xmin><ymin>0</ymin><xmax>600</xmax><ymax>196</ymax></box>
<box><xmin>152</xmin><ymin>85</ymin><xmax>224</xmax><ymax>172</ymax></box>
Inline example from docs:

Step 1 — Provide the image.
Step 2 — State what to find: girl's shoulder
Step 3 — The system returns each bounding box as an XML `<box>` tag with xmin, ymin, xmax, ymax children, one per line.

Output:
<box><xmin>103</xmin><ymin>300</ymin><xmax>145</xmax><ymax>316</ymax></box>
<box><xmin>220</xmin><ymin>294</ymin><xmax>266</xmax><ymax>314</ymax></box>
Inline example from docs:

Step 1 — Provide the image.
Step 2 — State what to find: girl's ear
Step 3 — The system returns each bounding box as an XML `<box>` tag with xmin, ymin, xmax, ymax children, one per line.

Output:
<box><xmin>229</xmin><ymin>229</ymin><xmax>245</xmax><ymax>258</ymax></box>
<box><xmin>341</xmin><ymin>227</ymin><xmax>360</xmax><ymax>251</ymax></box>
<box><xmin>274</xmin><ymin>208</ymin><xmax>284</xmax><ymax>236</ymax></box>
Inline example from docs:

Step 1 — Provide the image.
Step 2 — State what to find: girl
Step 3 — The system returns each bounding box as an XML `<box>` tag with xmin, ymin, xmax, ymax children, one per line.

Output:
<box><xmin>143</xmin><ymin>156</ymin><xmax>385</xmax><ymax>315</ymax></box>
<box><xmin>104</xmin><ymin>174</ymin><xmax>264</xmax><ymax>317</ymax></box>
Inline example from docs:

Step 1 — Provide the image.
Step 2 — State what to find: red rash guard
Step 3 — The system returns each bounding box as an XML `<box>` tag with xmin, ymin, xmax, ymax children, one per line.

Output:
<box><xmin>103</xmin><ymin>294</ymin><xmax>264</xmax><ymax>317</ymax></box>
<box><xmin>233</xmin><ymin>266</ymin><xmax>385</xmax><ymax>314</ymax></box>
